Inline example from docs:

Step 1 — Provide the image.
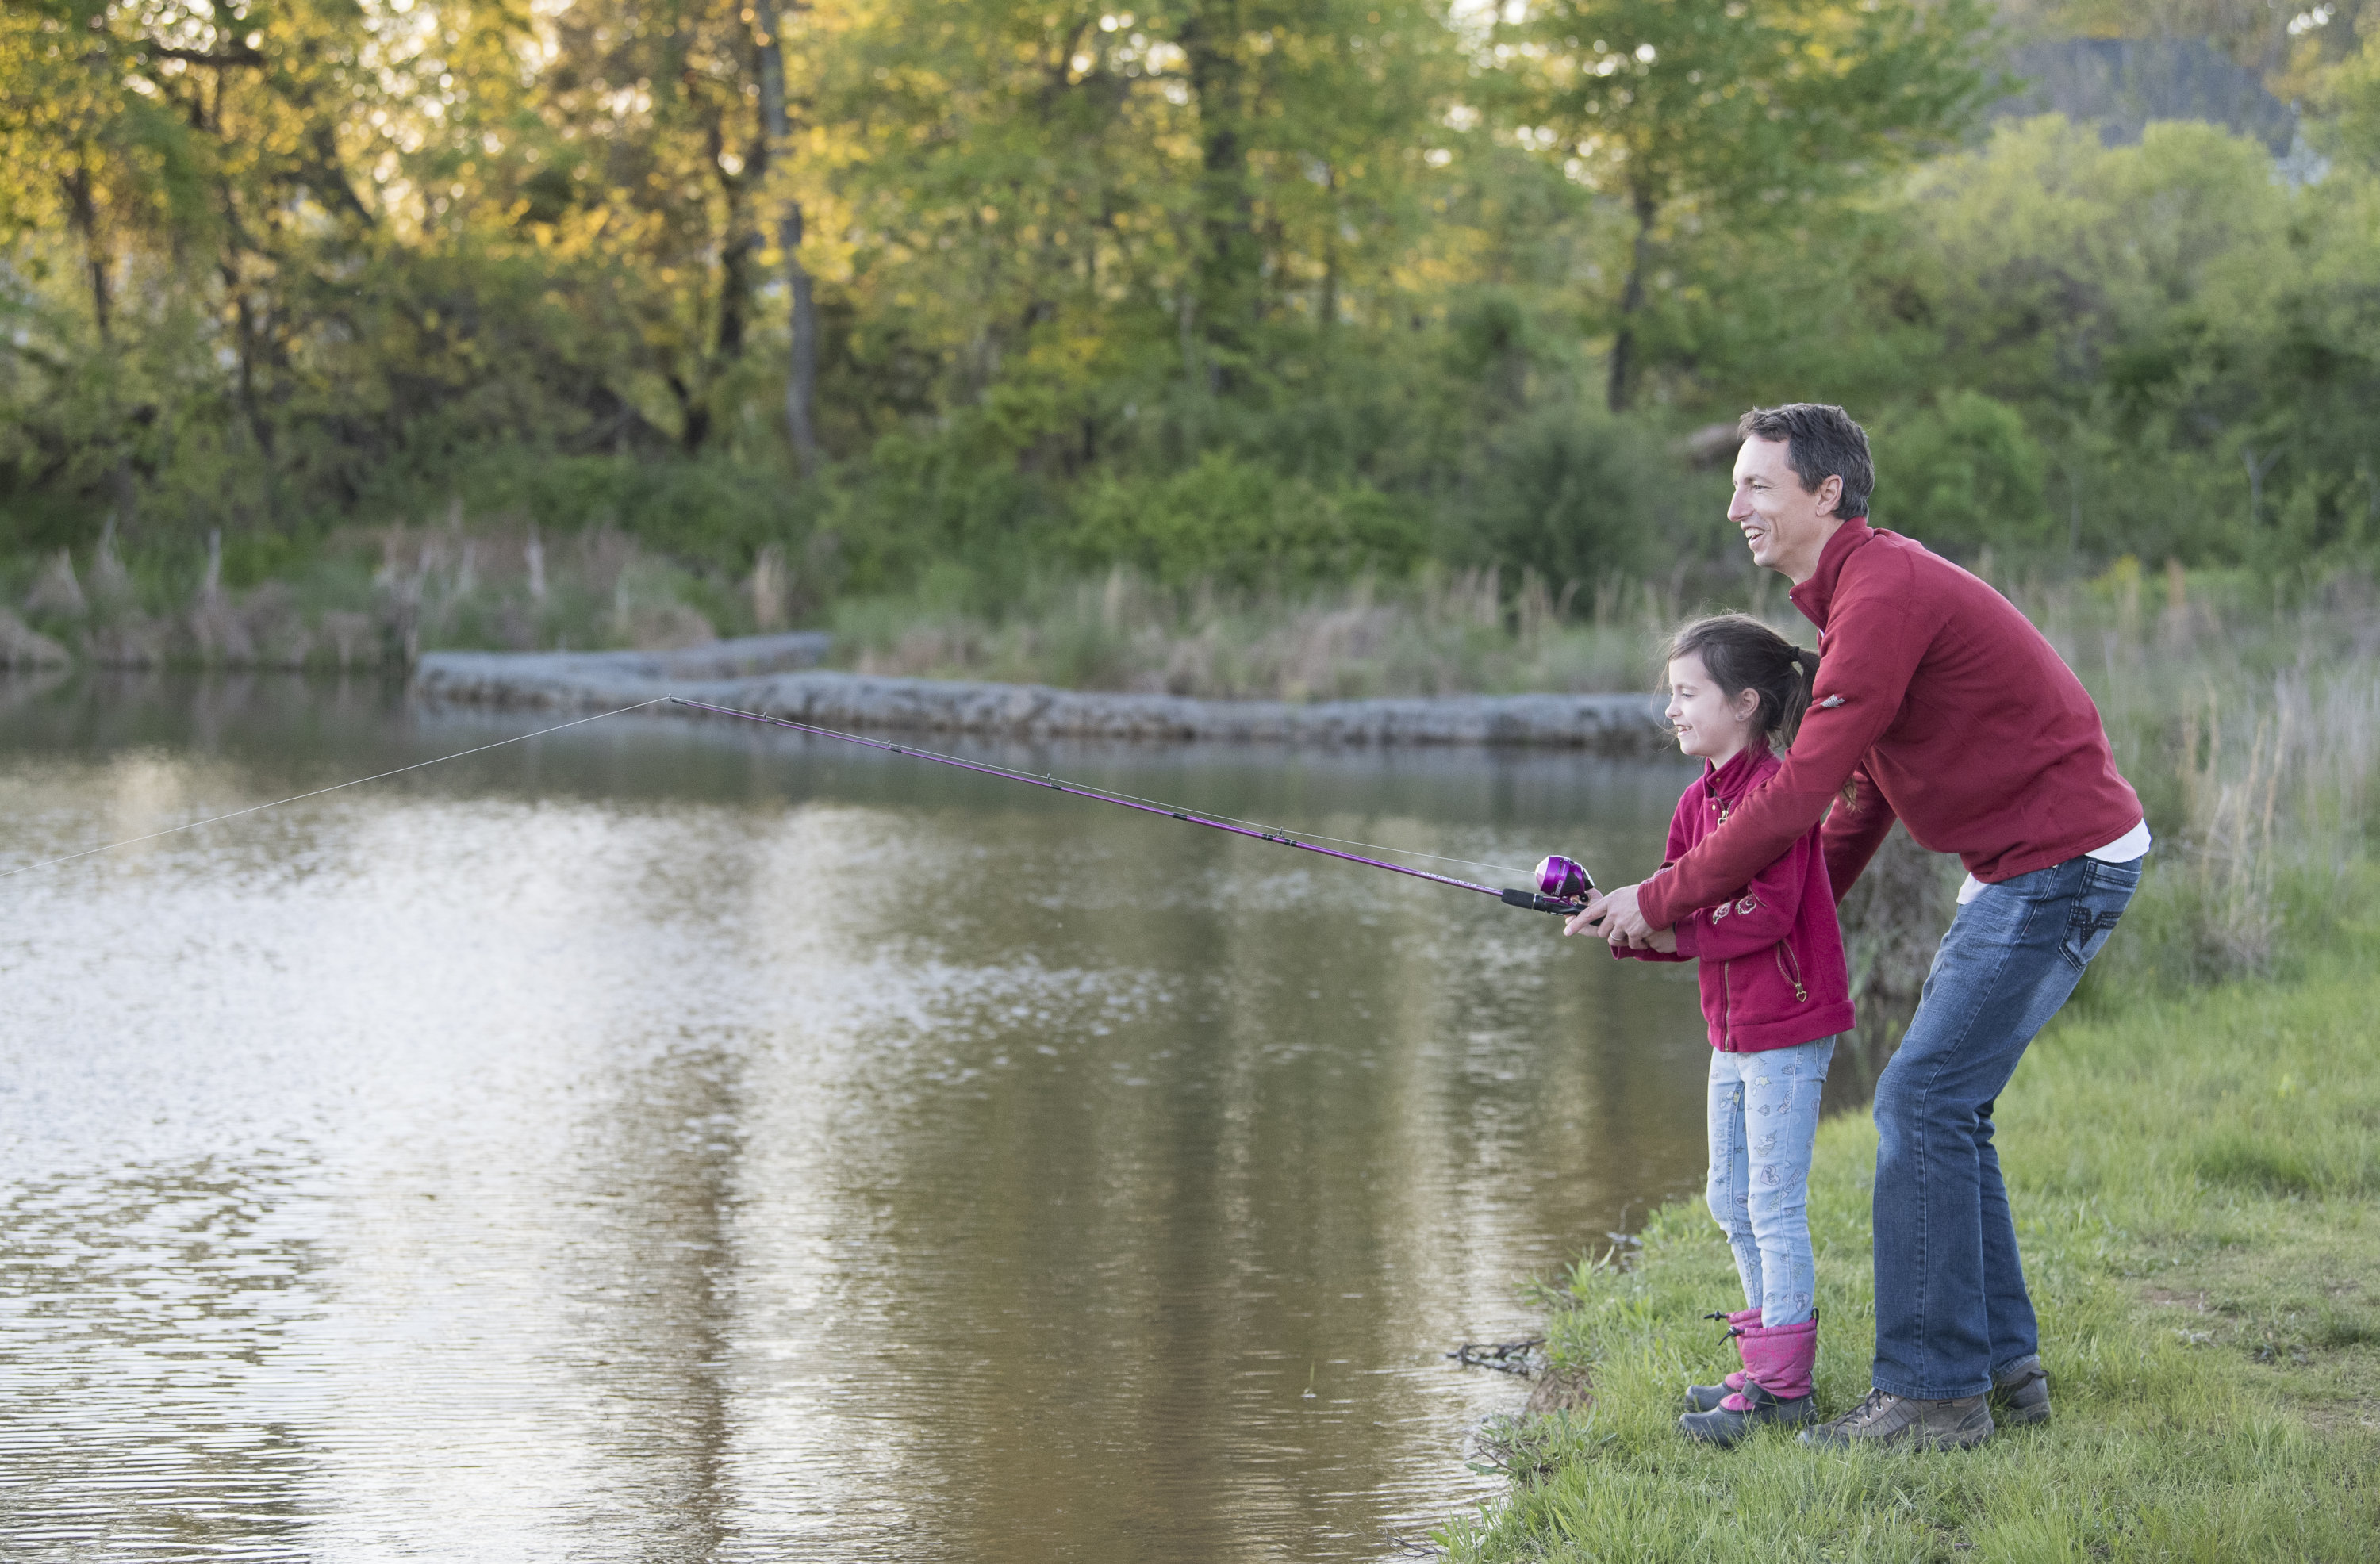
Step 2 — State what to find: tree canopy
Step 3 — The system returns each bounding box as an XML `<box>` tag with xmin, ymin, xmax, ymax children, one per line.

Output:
<box><xmin>2</xmin><ymin>0</ymin><xmax>2375</xmax><ymax>596</ymax></box>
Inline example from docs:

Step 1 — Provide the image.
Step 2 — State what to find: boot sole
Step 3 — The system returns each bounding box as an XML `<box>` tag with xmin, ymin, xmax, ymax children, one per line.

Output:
<box><xmin>1679</xmin><ymin>1397</ymin><xmax>1817</xmax><ymax>1447</ymax></box>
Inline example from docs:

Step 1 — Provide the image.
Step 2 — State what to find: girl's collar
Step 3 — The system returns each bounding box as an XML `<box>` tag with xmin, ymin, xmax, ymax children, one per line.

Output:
<box><xmin>1702</xmin><ymin>742</ymin><xmax>1774</xmax><ymax>799</ymax></box>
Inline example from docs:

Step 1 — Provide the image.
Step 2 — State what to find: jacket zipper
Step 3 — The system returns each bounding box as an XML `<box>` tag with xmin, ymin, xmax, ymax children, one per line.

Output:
<box><xmin>1714</xmin><ymin>788</ymin><xmax>1737</xmax><ymax>1044</ymax></box>
<box><xmin>1775</xmin><ymin>943</ymin><xmax>1807</xmax><ymax>1003</ymax></box>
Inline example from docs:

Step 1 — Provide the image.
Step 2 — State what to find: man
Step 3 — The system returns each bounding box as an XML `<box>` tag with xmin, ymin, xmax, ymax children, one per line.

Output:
<box><xmin>1586</xmin><ymin>404</ymin><xmax>2148</xmax><ymax>1449</ymax></box>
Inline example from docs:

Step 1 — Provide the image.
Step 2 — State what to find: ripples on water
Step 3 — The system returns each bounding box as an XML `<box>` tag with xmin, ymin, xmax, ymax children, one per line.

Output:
<box><xmin>0</xmin><ymin>675</ymin><xmax>1709</xmax><ymax>1562</ymax></box>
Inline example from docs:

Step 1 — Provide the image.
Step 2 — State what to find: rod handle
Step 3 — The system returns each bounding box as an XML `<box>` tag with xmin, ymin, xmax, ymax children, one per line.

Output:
<box><xmin>1502</xmin><ymin>887</ymin><xmax>1591</xmax><ymax>917</ymax></box>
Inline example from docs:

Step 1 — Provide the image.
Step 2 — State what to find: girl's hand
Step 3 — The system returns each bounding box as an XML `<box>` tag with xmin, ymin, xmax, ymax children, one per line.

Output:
<box><xmin>1562</xmin><ymin>890</ymin><xmax>1608</xmax><ymax>937</ymax></box>
<box><xmin>1645</xmin><ymin>926</ymin><xmax>1678</xmax><ymax>953</ymax></box>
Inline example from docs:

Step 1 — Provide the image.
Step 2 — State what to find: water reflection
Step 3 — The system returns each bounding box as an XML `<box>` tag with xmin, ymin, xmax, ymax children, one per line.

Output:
<box><xmin>0</xmin><ymin>675</ymin><xmax>1713</xmax><ymax>1562</ymax></box>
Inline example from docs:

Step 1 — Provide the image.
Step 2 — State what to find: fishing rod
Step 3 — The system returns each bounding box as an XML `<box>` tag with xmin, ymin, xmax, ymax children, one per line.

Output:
<box><xmin>670</xmin><ymin>696</ymin><xmax>1599</xmax><ymax>918</ymax></box>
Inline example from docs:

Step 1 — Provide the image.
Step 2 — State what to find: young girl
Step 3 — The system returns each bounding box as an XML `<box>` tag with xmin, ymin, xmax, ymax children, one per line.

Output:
<box><xmin>1570</xmin><ymin>613</ymin><xmax>1854</xmax><ymax>1446</ymax></box>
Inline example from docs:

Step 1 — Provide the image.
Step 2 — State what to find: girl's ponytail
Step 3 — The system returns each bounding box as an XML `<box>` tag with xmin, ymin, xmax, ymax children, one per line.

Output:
<box><xmin>1776</xmin><ymin>644</ymin><xmax>1821</xmax><ymax>749</ymax></box>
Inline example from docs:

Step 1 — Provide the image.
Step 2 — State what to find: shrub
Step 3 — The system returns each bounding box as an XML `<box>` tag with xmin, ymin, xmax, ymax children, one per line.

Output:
<box><xmin>1868</xmin><ymin>390</ymin><xmax>2053</xmax><ymax>554</ymax></box>
<box><xmin>1065</xmin><ymin>452</ymin><xmax>1428</xmax><ymax>588</ymax></box>
<box><xmin>1449</xmin><ymin>406</ymin><xmax>1675</xmax><ymax>589</ymax></box>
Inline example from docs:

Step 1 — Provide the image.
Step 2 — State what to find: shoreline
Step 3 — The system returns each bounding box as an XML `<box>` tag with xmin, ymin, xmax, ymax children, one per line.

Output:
<box><xmin>413</xmin><ymin>633</ymin><xmax>1672</xmax><ymax>752</ymax></box>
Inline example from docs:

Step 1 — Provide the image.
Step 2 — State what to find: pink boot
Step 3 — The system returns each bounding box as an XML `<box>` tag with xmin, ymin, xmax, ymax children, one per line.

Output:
<box><xmin>1682</xmin><ymin>1307</ymin><xmax>1764</xmax><ymax>1413</ymax></box>
<box><xmin>1679</xmin><ymin>1318</ymin><xmax>1818</xmax><ymax>1446</ymax></box>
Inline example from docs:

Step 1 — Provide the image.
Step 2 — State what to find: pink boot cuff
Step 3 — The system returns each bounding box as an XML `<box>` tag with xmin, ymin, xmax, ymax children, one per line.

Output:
<box><xmin>1720</xmin><ymin>1306</ymin><xmax>1762</xmax><ymax>1391</ymax></box>
<box><xmin>1723</xmin><ymin>1318</ymin><xmax>1817</xmax><ymax>1408</ymax></box>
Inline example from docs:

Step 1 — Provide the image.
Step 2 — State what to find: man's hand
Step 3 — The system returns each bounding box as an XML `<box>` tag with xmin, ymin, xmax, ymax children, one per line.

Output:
<box><xmin>1561</xmin><ymin>889</ymin><xmax>1608</xmax><ymax>937</ymax></box>
<box><xmin>1590</xmin><ymin>881</ymin><xmax>1659</xmax><ymax>949</ymax></box>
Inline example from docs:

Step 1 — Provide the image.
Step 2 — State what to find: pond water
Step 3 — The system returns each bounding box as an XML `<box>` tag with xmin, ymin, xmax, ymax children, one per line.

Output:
<box><xmin>0</xmin><ymin>674</ymin><xmax>1715</xmax><ymax>1563</ymax></box>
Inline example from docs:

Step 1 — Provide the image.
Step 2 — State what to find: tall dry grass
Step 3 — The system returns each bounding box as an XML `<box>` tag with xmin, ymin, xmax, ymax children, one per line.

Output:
<box><xmin>2</xmin><ymin>521</ymin><xmax>744</xmax><ymax>669</ymax></box>
<box><xmin>829</xmin><ymin>564</ymin><xmax>1714</xmax><ymax>699</ymax></box>
<box><xmin>2013</xmin><ymin>562</ymin><xmax>2380</xmax><ymax>991</ymax></box>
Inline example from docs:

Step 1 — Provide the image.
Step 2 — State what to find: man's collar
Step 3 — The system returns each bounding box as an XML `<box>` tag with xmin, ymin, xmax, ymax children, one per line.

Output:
<box><xmin>1787</xmin><ymin>517</ymin><xmax>1873</xmax><ymax>632</ymax></box>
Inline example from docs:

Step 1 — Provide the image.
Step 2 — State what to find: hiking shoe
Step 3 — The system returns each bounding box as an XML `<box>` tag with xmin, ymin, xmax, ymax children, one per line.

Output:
<box><xmin>1679</xmin><ymin>1380</ymin><xmax>1817</xmax><ymax>1447</ymax></box>
<box><xmin>1798</xmin><ymin>1388</ymin><xmax>1993</xmax><ymax>1450</ymax></box>
<box><xmin>1991</xmin><ymin>1355</ymin><xmax>2051</xmax><ymax>1427</ymax></box>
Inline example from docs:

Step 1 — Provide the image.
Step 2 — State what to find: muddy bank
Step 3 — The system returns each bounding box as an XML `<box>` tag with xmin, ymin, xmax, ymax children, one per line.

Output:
<box><xmin>414</xmin><ymin>632</ymin><xmax>1670</xmax><ymax>751</ymax></box>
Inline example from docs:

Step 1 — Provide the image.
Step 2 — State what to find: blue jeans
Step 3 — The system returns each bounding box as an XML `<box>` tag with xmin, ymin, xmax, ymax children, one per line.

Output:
<box><xmin>1870</xmin><ymin>853</ymin><xmax>2140</xmax><ymax>1400</ymax></box>
<box><xmin>1708</xmin><ymin>1036</ymin><xmax>1836</xmax><ymax>1327</ymax></box>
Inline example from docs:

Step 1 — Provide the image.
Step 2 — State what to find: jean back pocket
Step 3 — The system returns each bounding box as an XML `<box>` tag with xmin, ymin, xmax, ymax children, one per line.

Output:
<box><xmin>2059</xmin><ymin>859</ymin><xmax>2140</xmax><ymax>971</ymax></box>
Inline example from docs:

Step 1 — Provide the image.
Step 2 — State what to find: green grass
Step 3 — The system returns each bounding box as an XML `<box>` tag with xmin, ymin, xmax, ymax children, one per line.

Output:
<box><xmin>1448</xmin><ymin>957</ymin><xmax>2380</xmax><ymax>1562</ymax></box>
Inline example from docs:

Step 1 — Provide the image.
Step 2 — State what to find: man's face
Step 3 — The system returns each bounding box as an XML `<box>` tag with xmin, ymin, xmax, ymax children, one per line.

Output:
<box><xmin>1728</xmin><ymin>436</ymin><xmax>1844</xmax><ymax>584</ymax></box>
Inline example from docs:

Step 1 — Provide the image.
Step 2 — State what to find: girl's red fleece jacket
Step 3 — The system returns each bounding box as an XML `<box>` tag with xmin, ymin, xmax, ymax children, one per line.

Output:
<box><xmin>1619</xmin><ymin>745</ymin><xmax>1856</xmax><ymax>1053</ymax></box>
<box><xmin>1639</xmin><ymin>520</ymin><xmax>2143</xmax><ymax>930</ymax></box>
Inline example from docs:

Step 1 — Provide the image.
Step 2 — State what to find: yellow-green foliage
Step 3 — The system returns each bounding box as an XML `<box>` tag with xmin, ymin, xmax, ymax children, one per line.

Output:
<box><xmin>1451</xmin><ymin>960</ymin><xmax>2380</xmax><ymax>1561</ymax></box>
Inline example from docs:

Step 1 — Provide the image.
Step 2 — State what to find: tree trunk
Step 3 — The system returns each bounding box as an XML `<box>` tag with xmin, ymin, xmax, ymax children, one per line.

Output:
<box><xmin>219</xmin><ymin>240</ymin><xmax>275</xmax><ymax>458</ymax></box>
<box><xmin>753</xmin><ymin>0</ymin><xmax>820</xmax><ymax>474</ymax></box>
<box><xmin>66</xmin><ymin>148</ymin><xmax>134</xmax><ymax>528</ymax></box>
<box><xmin>1319</xmin><ymin>162</ymin><xmax>1338</xmax><ymax>335</ymax></box>
<box><xmin>65</xmin><ymin>152</ymin><xmax>111</xmax><ymax>343</ymax></box>
<box><xmin>708</xmin><ymin>86</ymin><xmax>767</xmax><ymax>374</ymax></box>
<box><xmin>1606</xmin><ymin>186</ymin><xmax>1656</xmax><ymax>415</ymax></box>
<box><xmin>1179</xmin><ymin>6</ymin><xmax>1255</xmax><ymax>384</ymax></box>
<box><xmin>669</xmin><ymin>375</ymin><xmax>711</xmax><ymax>454</ymax></box>
<box><xmin>782</xmin><ymin>205</ymin><xmax>820</xmax><ymax>472</ymax></box>
<box><xmin>1827</xmin><ymin>822</ymin><xmax>1959</xmax><ymax>1112</ymax></box>
<box><xmin>2242</xmin><ymin>446</ymin><xmax>2278</xmax><ymax>527</ymax></box>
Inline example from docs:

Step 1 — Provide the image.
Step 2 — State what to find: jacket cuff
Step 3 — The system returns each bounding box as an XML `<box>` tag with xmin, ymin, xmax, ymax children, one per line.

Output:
<box><xmin>1637</xmin><ymin>870</ymin><xmax>1679</xmax><ymax>930</ymax></box>
<box><xmin>1671</xmin><ymin>910</ymin><xmax>1702</xmax><ymax>959</ymax></box>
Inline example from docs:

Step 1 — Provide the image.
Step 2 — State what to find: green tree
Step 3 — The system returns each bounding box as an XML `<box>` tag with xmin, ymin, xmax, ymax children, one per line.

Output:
<box><xmin>1868</xmin><ymin>391</ymin><xmax>2052</xmax><ymax>550</ymax></box>
<box><xmin>824</xmin><ymin>2</ymin><xmax>1465</xmax><ymax>454</ymax></box>
<box><xmin>1505</xmin><ymin>0</ymin><xmax>1994</xmax><ymax>411</ymax></box>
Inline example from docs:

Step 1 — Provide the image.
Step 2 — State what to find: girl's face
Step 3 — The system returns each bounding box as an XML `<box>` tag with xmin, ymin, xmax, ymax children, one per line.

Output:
<box><xmin>1666</xmin><ymin>651</ymin><xmax>1762</xmax><ymax>764</ymax></box>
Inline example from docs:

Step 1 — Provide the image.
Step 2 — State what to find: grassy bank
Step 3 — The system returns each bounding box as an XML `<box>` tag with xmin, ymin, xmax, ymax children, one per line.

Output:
<box><xmin>1445</xmin><ymin>940</ymin><xmax>2380</xmax><ymax>1561</ymax></box>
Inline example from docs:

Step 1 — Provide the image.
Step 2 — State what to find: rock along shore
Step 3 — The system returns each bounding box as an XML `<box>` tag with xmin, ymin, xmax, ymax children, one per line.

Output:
<box><xmin>413</xmin><ymin>632</ymin><xmax>1671</xmax><ymax>753</ymax></box>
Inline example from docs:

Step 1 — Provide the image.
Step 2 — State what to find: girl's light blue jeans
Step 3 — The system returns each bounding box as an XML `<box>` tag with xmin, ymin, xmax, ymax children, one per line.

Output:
<box><xmin>1706</xmin><ymin>1037</ymin><xmax>1836</xmax><ymax>1327</ymax></box>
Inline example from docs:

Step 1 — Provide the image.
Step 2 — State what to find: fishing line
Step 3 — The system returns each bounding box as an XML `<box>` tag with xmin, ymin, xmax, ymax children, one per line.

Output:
<box><xmin>696</xmin><ymin>711</ymin><xmax>1530</xmax><ymax>878</ymax></box>
<box><xmin>671</xmin><ymin>696</ymin><xmax>1598</xmax><ymax>917</ymax></box>
<box><xmin>0</xmin><ymin>696</ymin><xmax>674</xmax><ymax>881</ymax></box>
<box><xmin>1008</xmin><ymin>783</ymin><xmax>1534</xmax><ymax>879</ymax></box>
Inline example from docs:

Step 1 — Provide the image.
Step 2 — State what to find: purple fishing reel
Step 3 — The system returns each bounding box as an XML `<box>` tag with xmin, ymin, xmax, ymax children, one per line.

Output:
<box><xmin>1499</xmin><ymin>853</ymin><xmax>1596</xmax><ymax>916</ymax></box>
<box><xmin>1536</xmin><ymin>855</ymin><xmax>1593</xmax><ymax>903</ymax></box>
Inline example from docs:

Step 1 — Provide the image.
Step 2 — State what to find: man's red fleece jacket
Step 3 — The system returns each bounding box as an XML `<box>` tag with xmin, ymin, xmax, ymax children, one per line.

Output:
<box><xmin>1638</xmin><ymin>519</ymin><xmax>2143</xmax><ymax>930</ymax></box>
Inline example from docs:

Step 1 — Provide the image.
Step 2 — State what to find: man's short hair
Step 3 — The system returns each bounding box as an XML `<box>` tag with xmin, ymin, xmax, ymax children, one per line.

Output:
<box><xmin>1737</xmin><ymin>404</ymin><xmax>1872</xmax><ymax>520</ymax></box>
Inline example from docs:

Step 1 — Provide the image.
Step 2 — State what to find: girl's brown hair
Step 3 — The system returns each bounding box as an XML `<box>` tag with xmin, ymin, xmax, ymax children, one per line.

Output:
<box><xmin>1664</xmin><ymin>613</ymin><xmax>1822</xmax><ymax>753</ymax></box>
